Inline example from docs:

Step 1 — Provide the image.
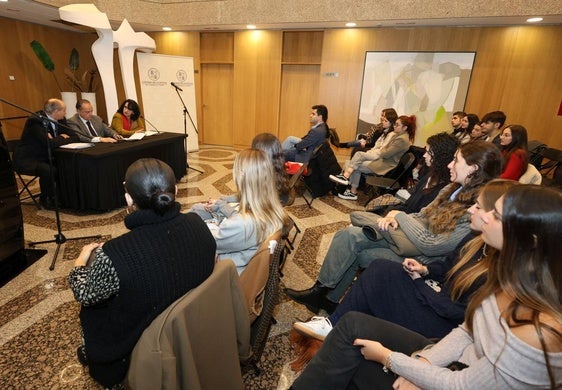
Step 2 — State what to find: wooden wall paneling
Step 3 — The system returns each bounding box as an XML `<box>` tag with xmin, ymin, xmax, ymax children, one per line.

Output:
<box><xmin>232</xmin><ymin>30</ymin><xmax>282</xmax><ymax>149</ymax></box>
<box><xmin>278</xmin><ymin>64</ymin><xmax>320</xmax><ymax>143</ymax></box>
<box><xmin>0</xmin><ymin>18</ymin><xmax>98</xmax><ymax>139</ymax></box>
<box><xmin>282</xmin><ymin>31</ymin><xmax>323</xmax><ymax>64</ymax></box>
<box><xmin>200</xmin><ymin>32</ymin><xmax>234</xmax><ymax>63</ymax></box>
<box><xmin>201</xmin><ymin>63</ymin><xmax>234</xmax><ymax>146</ymax></box>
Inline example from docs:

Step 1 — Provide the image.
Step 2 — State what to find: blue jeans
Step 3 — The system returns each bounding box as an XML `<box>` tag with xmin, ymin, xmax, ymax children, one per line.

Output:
<box><xmin>317</xmin><ymin>225</ymin><xmax>404</xmax><ymax>303</ymax></box>
<box><xmin>282</xmin><ymin>136</ymin><xmax>301</xmax><ymax>162</ymax></box>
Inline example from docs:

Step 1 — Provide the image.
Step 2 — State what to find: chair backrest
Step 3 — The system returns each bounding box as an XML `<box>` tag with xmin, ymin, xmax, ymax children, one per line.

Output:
<box><xmin>127</xmin><ymin>260</ymin><xmax>251</xmax><ymax>390</ymax></box>
<box><xmin>539</xmin><ymin>147</ymin><xmax>562</xmax><ymax>176</ymax></box>
<box><xmin>239</xmin><ymin>229</ymin><xmax>282</xmax><ymax>323</ymax></box>
<box><xmin>386</xmin><ymin>152</ymin><xmax>416</xmax><ymax>183</ymax></box>
<box><xmin>303</xmin><ymin>140</ymin><xmax>342</xmax><ymax>197</ymax></box>
<box><xmin>518</xmin><ymin>164</ymin><xmax>542</xmax><ymax>185</ymax></box>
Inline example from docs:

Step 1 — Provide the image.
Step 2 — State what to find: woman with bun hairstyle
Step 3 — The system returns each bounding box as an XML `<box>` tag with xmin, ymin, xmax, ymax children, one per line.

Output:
<box><xmin>69</xmin><ymin>158</ymin><xmax>216</xmax><ymax>388</ymax></box>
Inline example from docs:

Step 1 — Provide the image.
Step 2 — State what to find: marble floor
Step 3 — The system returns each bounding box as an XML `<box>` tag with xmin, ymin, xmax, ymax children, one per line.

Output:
<box><xmin>0</xmin><ymin>145</ymin><xmax>365</xmax><ymax>389</ymax></box>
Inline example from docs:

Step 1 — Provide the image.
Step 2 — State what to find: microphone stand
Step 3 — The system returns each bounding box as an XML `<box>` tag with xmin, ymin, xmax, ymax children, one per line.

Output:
<box><xmin>0</xmin><ymin>97</ymin><xmax>101</xmax><ymax>271</ymax></box>
<box><xmin>140</xmin><ymin>115</ymin><xmax>161</xmax><ymax>134</ymax></box>
<box><xmin>171</xmin><ymin>84</ymin><xmax>203</xmax><ymax>175</ymax></box>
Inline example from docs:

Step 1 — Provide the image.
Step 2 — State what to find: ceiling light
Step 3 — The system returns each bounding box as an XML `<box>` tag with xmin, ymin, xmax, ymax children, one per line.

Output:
<box><xmin>246</xmin><ymin>24</ymin><xmax>256</xmax><ymax>29</ymax></box>
<box><xmin>526</xmin><ymin>17</ymin><xmax>543</xmax><ymax>23</ymax></box>
<box><xmin>162</xmin><ymin>26</ymin><xmax>172</xmax><ymax>31</ymax></box>
<box><xmin>345</xmin><ymin>22</ymin><xmax>356</xmax><ymax>27</ymax></box>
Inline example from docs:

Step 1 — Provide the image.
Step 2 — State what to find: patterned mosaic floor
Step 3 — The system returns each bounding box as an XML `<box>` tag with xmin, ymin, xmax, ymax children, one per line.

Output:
<box><xmin>0</xmin><ymin>145</ymin><xmax>365</xmax><ymax>389</ymax></box>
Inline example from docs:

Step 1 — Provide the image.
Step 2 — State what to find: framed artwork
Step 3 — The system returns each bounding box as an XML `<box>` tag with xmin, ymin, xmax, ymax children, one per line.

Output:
<box><xmin>357</xmin><ymin>51</ymin><xmax>476</xmax><ymax>145</ymax></box>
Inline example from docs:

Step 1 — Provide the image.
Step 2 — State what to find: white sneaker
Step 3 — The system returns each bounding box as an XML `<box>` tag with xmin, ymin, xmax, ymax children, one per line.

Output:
<box><xmin>293</xmin><ymin>316</ymin><xmax>333</xmax><ymax>341</ymax></box>
<box><xmin>338</xmin><ymin>189</ymin><xmax>358</xmax><ymax>201</ymax></box>
<box><xmin>329</xmin><ymin>174</ymin><xmax>350</xmax><ymax>186</ymax></box>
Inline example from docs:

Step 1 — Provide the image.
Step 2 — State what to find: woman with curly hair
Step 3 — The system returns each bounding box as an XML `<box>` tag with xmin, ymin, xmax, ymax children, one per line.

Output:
<box><xmin>285</xmin><ymin>141</ymin><xmax>502</xmax><ymax>314</ymax></box>
<box><xmin>499</xmin><ymin>124</ymin><xmax>529</xmax><ymax>180</ymax></box>
<box><xmin>251</xmin><ymin>132</ymin><xmax>292</xmax><ymax>205</ymax></box>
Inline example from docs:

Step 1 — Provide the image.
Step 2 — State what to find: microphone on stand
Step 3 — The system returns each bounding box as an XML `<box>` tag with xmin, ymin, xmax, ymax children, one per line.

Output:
<box><xmin>170</xmin><ymin>82</ymin><xmax>183</xmax><ymax>92</ymax></box>
<box><xmin>140</xmin><ymin>115</ymin><xmax>161</xmax><ymax>134</ymax></box>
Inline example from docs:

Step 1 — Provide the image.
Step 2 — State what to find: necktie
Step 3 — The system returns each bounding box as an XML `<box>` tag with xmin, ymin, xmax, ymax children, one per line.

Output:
<box><xmin>86</xmin><ymin>121</ymin><xmax>97</xmax><ymax>136</ymax></box>
<box><xmin>51</xmin><ymin>122</ymin><xmax>58</xmax><ymax>137</ymax></box>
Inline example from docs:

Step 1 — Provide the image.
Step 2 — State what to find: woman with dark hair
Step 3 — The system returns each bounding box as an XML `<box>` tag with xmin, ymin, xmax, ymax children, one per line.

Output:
<box><xmin>251</xmin><ymin>132</ymin><xmax>292</xmax><ymax>205</ymax></box>
<box><xmin>338</xmin><ymin>108</ymin><xmax>399</xmax><ymax>156</ymax></box>
<box><xmin>329</xmin><ymin>115</ymin><xmax>416</xmax><ymax>201</ymax></box>
<box><xmin>69</xmin><ymin>158</ymin><xmax>216</xmax><ymax>388</ymax></box>
<box><xmin>454</xmin><ymin>113</ymin><xmax>479</xmax><ymax>144</ymax></box>
<box><xmin>499</xmin><ymin>124</ymin><xmax>529</xmax><ymax>180</ymax></box>
<box><xmin>111</xmin><ymin>99</ymin><xmax>146</xmax><ymax>137</ymax></box>
<box><xmin>291</xmin><ymin>185</ymin><xmax>562</xmax><ymax>390</ymax></box>
<box><xmin>293</xmin><ymin>179</ymin><xmax>517</xmax><ymax>341</ymax></box>
<box><xmin>365</xmin><ymin>132</ymin><xmax>459</xmax><ymax>215</ymax></box>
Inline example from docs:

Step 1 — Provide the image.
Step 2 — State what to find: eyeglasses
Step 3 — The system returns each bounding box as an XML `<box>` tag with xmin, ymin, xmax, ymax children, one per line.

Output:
<box><xmin>393</xmin><ymin>122</ymin><xmax>403</xmax><ymax>127</ymax></box>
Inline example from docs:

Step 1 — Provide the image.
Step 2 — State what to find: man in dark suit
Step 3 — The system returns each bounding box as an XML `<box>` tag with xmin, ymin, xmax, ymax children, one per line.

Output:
<box><xmin>282</xmin><ymin>104</ymin><xmax>329</xmax><ymax>163</ymax></box>
<box><xmin>67</xmin><ymin>99</ymin><xmax>122</xmax><ymax>143</ymax></box>
<box><xmin>13</xmin><ymin>98</ymin><xmax>79</xmax><ymax>209</ymax></box>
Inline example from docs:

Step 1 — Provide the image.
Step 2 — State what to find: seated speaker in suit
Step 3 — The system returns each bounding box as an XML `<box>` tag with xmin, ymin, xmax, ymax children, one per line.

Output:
<box><xmin>13</xmin><ymin>98</ymin><xmax>79</xmax><ymax>209</ymax></box>
<box><xmin>67</xmin><ymin>99</ymin><xmax>122</xmax><ymax>143</ymax></box>
<box><xmin>281</xmin><ymin>104</ymin><xmax>329</xmax><ymax>163</ymax></box>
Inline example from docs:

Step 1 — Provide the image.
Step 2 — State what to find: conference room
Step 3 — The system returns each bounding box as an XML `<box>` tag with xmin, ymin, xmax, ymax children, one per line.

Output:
<box><xmin>1</xmin><ymin>1</ymin><xmax>562</xmax><ymax>388</ymax></box>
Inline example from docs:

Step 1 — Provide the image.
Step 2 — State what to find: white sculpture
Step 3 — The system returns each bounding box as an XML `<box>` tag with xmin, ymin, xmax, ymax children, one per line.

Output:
<box><xmin>58</xmin><ymin>4</ymin><xmax>156</xmax><ymax>120</ymax></box>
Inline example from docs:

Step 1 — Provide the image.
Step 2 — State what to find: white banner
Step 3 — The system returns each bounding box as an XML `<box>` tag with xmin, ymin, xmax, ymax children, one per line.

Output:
<box><xmin>137</xmin><ymin>53</ymin><xmax>199</xmax><ymax>151</ymax></box>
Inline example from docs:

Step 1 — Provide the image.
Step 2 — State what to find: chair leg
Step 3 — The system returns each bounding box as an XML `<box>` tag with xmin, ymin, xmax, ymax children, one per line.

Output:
<box><xmin>17</xmin><ymin>174</ymin><xmax>41</xmax><ymax>210</ymax></box>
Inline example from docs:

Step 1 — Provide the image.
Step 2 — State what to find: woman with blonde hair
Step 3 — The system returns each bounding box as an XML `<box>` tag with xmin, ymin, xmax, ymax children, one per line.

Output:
<box><xmin>190</xmin><ymin>149</ymin><xmax>287</xmax><ymax>274</ymax></box>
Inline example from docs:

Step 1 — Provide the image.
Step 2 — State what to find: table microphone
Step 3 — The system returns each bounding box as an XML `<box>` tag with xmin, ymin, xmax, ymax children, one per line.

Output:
<box><xmin>170</xmin><ymin>82</ymin><xmax>183</xmax><ymax>92</ymax></box>
<box><xmin>140</xmin><ymin>115</ymin><xmax>161</xmax><ymax>133</ymax></box>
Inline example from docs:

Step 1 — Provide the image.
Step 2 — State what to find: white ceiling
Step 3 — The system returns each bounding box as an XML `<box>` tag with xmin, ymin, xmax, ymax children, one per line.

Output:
<box><xmin>1</xmin><ymin>0</ymin><xmax>562</xmax><ymax>33</ymax></box>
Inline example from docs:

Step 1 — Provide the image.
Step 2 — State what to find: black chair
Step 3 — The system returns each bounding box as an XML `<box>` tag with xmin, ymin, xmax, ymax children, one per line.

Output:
<box><xmin>538</xmin><ymin>147</ymin><xmax>562</xmax><ymax>177</ymax></box>
<box><xmin>527</xmin><ymin>140</ymin><xmax>547</xmax><ymax>169</ymax></box>
<box><xmin>7</xmin><ymin>140</ymin><xmax>41</xmax><ymax>209</ymax></box>
<box><xmin>301</xmin><ymin>140</ymin><xmax>342</xmax><ymax>207</ymax></box>
<box><xmin>363</xmin><ymin>152</ymin><xmax>416</xmax><ymax>206</ymax></box>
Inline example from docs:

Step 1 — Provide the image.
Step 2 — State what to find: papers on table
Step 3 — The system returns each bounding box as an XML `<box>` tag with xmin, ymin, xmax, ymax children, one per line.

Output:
<box><xmin>59</xmin><ymin>143</ymin><xmax>95</xmax><ymax>149</ymax></box>
<box><xmin>124</xmin><ymin>132</ymin><xmax>146</xmax><ymax>141</ymax></box>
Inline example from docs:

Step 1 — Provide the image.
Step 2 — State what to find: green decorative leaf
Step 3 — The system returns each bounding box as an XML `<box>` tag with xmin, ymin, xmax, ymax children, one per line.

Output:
<box><xmin>30</xmin><ymin>40</ymin><xmax>55</xmax><ymax>71</ymax></box>
<box><xmin>69</xmin><ymin>48</ymin><xmax>79</xmax><ymax>71</ymax></box>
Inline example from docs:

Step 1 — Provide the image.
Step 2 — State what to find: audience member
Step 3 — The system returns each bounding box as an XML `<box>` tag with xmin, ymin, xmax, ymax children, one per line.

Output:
<box><xmin>330</xmin><ymin>115</ymin><xmax>416</xmax><ymax>201</ymax></box>
<box><xmin>291</xmin><ymin>185</ymin><xmax>562</xmax><ymax>390</ymax></box>
<box><xmin>469</xmin><ymin>121</ymin><xmax>486</xmax><ymax>141</ymax></box>
<box><xmin>338</xmin><ymin>108</ymin><xmax>398</xmax><ymax>157</ymax></box>
<box><xmin>12</xmin><ymin>98</ymin><xmax>79</xmax><ymax>209</ymax></box>
<box><xmin>293</xmin><ymin>179</ymin><xmax>517</xmax><ymax>342</ymax></box>
<box><xmin>499</xmin><ymin>124</ymin><xmax>529</xmax><ymax>180</ymax></box>
<box><xmin>455</xmin><ymin>113</ymin><xmax>479</xmax><ymax>144</ymax></box>
<box><xmin>365</xmin><ymin>132</ymin><xmax>458</xmax><ymax>215</ymax></box>
<box><xmin>450</xmin><ymin>110</ymin><xmax>466</xmax><ymax>136</ymax></box>
<box><xmin>285</xmin><ymin>141</ymin><xmax>502</xmax><ymax>313</ymax></box>
<box><xmin>68</xmin><ymin>99</ymin><xmax>122</xmax><ymax>143</ymax></box>
<box><xmin>251</xmin><ymin>132</ymin><xmax>292</xmax><ymax>205</ymax></box>
<box><xmin>282</xmin><ymin>105</ymin><xmax>329</xmax><ymax>163</ymax></box>
<box><xmin>481</xmin><ymin>110</ymin><xmax>506</xmax><ymax>147</ymax></box>
<box><xmin>111</xmin><ymin>99</ymin><xmax>146</xmax><ymax>137</ymax></box>
<box><xmin>190</xmin><ymin>149</ymin><xmax>288</xmax><ymax>274</ymax></box>
<box><xmin>69</xmin><ymin>158</ymin><xmax>217</xmax><ymax>388</ymax></box>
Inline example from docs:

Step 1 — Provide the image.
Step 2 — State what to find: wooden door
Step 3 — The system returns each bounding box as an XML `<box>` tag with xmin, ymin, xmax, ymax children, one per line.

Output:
<box><xmin>201</xmin><ymin>63</ymin><xmax>233</xmax><ymax>146</ymax></box>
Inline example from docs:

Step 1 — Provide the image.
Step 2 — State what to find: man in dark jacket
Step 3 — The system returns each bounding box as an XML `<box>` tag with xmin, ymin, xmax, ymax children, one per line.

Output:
<box><xmin>13</xmin><ymin>98</ymin><xmax>78</xmax><ymax>209</ymax></box>
<box><xmin>282</xmin><ymin>104</ymin><xmax>329</xmax><ymax>163</ymax></box>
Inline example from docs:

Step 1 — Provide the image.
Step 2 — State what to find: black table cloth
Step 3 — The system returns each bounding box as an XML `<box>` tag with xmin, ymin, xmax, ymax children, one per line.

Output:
<box><xmin>55</xmin><ymin>132</ymin><xmax>186</xmax><ymax>211</ymax></box>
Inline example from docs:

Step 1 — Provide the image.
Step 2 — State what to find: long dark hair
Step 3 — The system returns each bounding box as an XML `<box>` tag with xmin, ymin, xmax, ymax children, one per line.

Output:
<box><xmin>502</xmin><ymin>124</ymin><xmax>529</xmax><ymax>169</ymax></box>
<box><xmin>425</xmin><ymin>132</ymin><xmax>459</xmax><ymax>189</ymax></box>
<box><xmin>466</xmin><ymin>185</ymin><xmax>562</xmax><ymax>389</ymax></box>
<box><xmin>124</xmin><ymin>158</ymin><xmax>176</xmax><ymax>215</ymax></box>
<box><xmin>251</xmin><ymin>133</ymin><xmax>290</xmax><ymax>202</ymax></box>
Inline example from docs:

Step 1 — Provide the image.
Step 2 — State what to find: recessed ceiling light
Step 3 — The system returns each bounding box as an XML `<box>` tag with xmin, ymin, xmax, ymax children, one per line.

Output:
<box><xmin>526</xmin><ymin>17</ymin><xmax>543</xmax><ymax>23</ymax></box>
<box><xmin>246</xmin><ymin>24</ymin><xmax>256</xmax><ymax>29</ymax></box>
<box><xmin>162</xmin><ymin>26</ymin><xmax>172</xmax><ymax>31</ymax></box>
<box><xmin>345</xmin><ymin>22</ymin><xmax>356</xmax><ymax>27</ymax></box>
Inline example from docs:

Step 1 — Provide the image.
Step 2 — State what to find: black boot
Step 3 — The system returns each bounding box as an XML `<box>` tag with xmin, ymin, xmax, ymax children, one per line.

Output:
<box><xmin>284</xmin><ymin>282</ymin><xmax>332</xmax><ymax>313</ymax></box>
<box><xmin>77</xmin><ymin>345</ymin><xmax>88</xmax><ymax>366</ymax></box>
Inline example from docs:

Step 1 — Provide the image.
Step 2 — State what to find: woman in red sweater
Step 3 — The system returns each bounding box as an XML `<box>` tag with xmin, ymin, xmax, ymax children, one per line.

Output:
<box><xmin>499</xmin><ymin>124</ymin><xmax>528</xmax><ymax>180</ymax></box>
